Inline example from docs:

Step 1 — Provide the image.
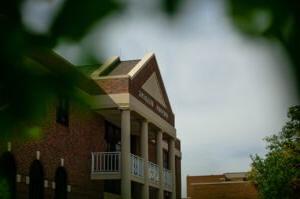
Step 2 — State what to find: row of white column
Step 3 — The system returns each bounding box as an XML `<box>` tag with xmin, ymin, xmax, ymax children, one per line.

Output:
<box><xmin>120</xmin><ymin>109</ymin><xmax>176</xmax><ymax>199</ymax></box>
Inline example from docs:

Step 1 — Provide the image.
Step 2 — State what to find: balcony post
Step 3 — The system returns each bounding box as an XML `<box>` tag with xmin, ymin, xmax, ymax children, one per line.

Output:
<box><xmin>157</xmin><ymin>131</ymin><xmax>164</xmax><ymax>199</ymax></box>
<box><xmin>141</xmin><ymin>120</ymin><xmax>149</xmax><ymax>199</ymax></box>
<box><xmin>169</xmin><ymin>138</ymin><xmax>176</xmax><ymax>199</ymax></box>
<box><xmin>121</xmin><ymin>109</ymin><xmax>131</xmax><ymax>199</ymax></box>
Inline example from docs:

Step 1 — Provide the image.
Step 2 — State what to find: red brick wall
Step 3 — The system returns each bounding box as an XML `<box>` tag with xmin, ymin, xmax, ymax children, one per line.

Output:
<box><xmin>175</xmin><ymin>156</ymin><xmax>181</xmax><ymax>199</ymax></box>
<box><xmin>0</xmin><ymin>99</ymin><xmax>181</xmax><ymax>199</ymax></box>
<box><xmin>1</xmin><ymin>101</ymin><xmax>107</xmax><ymax>198</ymax></box>
<box><xmin>96</xmin><ymin>78</ymin><xmax>129</xmax><ymax>94</ymax></box>
<box><xmin>148</xmin><ymin>141</ymin><xmax>157</xmax><ymax>163</ymax></box>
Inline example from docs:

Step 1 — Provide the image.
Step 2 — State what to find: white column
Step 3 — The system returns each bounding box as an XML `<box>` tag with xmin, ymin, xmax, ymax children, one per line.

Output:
<box><xmin>169</xmin><ymin>138</ymin><xmax>176</xmax><ymax>199</ymax></box>
<box><xmin>157</xmin><ymin>131</ymin><xmax>164</xmax><ymax>199</ymax></box>
<box><xmin>141</xmin><ymin>120</ymin><xmax>149</xmax><ymax>199</ymax></box>
<box><xmin>121</xmin><ymin>109</ymin><xmax>131</xmax><ymax>199</ymax></box>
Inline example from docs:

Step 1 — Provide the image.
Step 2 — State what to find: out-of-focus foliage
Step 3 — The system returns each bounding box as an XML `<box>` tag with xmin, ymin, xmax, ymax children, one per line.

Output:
<box><xmin>0</xmin><ymin>179</ymin><xmax>10</xmax><ymax>199</ymax></box>
<box><xmin>0</xmin><ymin>151</ymin><xmax>16</xmax><ymax>199</ymax></box>
<box><xmin>250</xmin><ymin>106</ymin><xmax>300</xmax><ymax>198</ymax></box>
<box><xmin>162</xmin><ymin>0</ymin><xmax>182</xmax><ymax>16</ymax></box>
<box><xmin>0</xmin><ymin>0</ymin><xmax>124</xmax><ymax>140</ymax></box>
<box><xmin>227</xmin><ymin>0</ymin><xmax>300</xmax><ymax>91</ymax></box>
<box><xmin>0</xmin><ymin>0</ymin><xmax>182</xmax><ymax>140</ymax></box>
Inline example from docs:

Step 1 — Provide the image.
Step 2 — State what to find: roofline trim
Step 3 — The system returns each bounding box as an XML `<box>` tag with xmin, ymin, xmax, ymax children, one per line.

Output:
<box><xmin>92</xmin><ymin>74</ymin><xmax>129</xmax><ymax>80</ymax></box>
<box><xmin>91</xmin><ymin>56</ymin><xmax>120</xmax><ymax>79</ymax></box>
<box><xmin>128</xmin><ymin>52</ymin><xmax>154</xmax><ymax>79</ymax></box>
<box><xmin>191</xmin><ymin>181</ymin><xmax>250</xmax><ymax>185</ymax></box>
<box><xmin>90</xmin><ymin>93</ymin><xmax>176</xmax><ymax>137</ymax></box>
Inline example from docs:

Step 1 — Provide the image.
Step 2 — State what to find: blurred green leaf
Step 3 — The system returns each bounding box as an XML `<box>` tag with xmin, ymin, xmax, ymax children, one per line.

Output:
<box><xmin>162</xmin><ymin>0</ymin><xmax>182</xmax><ymax>16</ymax></box>
<box><xmin>50</xmin><ymin>0</ymin><xmax>122</xmax><ymax>41</ymax></box>
<box><xmin>227</xmin><ymin>0</ymin><xmax>300</xmax><ymax>92</ymax></box>
<box><xmin>0</xmin><ymin>178</ymin><xmax>10</xmax><ymax>199</ymax></box>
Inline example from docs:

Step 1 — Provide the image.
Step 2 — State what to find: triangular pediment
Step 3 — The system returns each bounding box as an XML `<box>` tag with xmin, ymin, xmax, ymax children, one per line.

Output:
<box><xmin>129</xmin><ymin>53</ymin><xmax>173</xmax><ymax>116</ymax></box>
<box><xmin>142</xmin><ymin>73</ymin><xmax>167</xmax><ymax>108</ymax></box>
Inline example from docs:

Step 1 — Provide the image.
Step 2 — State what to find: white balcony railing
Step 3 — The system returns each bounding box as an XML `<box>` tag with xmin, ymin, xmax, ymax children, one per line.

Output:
<box><xmin>91</xmin><ymin>152</ymin><xmax>173</xmax><ymax>190</ymax></box>
<box><xmin>163</xmin><ymin>168</ymin><xmax>172</xmax><ymax>190</ymax></box>
<box><xmin>130</xmin><ymin>154</ymin><xmax>144</xmax><ymax>178</ymax></box>
<box><xmin>148</xmin><ymin>161</ymin><xmax>160</xmax><ymax>185</ymax></box>
<box><xmin>91</xmin><ymin>152</ymin><xmax>120</xmax><ymax>174</ymax></box>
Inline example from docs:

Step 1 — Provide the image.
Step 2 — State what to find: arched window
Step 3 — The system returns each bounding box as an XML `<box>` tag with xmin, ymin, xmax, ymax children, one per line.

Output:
<box><xmin>54</xmin><ymin>167</ymin><xmax>68</xmax><ymax>199</ymax></box>
<box><xmin>0</xmin><ymin>152</ymin><xmax>17</xmax><ymax>199</ymax></box>
<box><xmin>29</xmin><ymin>160</ymin><xmax>44</xmax><ymax>199</ymax></box>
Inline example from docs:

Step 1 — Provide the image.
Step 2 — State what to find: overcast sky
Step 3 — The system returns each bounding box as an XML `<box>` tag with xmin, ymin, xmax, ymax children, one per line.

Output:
<box><xmin>53</xmin><ymin>0</ymin><xmax>299</xmax><ymax>197</ymax></box>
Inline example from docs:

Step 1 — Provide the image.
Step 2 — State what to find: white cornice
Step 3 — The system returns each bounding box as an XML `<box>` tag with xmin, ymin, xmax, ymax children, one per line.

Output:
<box><xmin>128</xmin><ymin>52</ymin><xmax>154</xmax><ymax>79</ymax></box>
<box><xmin>90</xmin><ymin>93</ymin><xmax>176</xmax><ymax>138</ymax></box>
<box><xmin>91</xmin><ymin>56</ymin><xmax>120</xmax><ymax>79</ymax></box>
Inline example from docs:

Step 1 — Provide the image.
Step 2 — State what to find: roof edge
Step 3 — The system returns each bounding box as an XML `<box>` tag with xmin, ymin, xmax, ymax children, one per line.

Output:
<box><xmin>128</xmin><ymin>52</ymin><xmax>154</xmax><ymax>79</ymax></box>
<box><xmin>91</xmin><ymin>56</ymin><xmax>120</xmax><ymax>79</ymax></box>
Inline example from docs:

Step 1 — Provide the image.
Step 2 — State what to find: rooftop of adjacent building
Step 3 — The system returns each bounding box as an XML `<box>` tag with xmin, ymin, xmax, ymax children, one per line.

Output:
<box><xmin>187</xmin><ymin>172</ymin><xmax>249</xmax><ymax>184</ymax></box>
<box><xmin>187</xmin><ymin>172</ymin><xmax>258</xmax><ymax>199</ymax></box>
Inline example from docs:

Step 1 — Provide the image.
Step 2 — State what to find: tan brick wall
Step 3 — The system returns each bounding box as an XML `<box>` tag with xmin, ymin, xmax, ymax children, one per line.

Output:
<box><xmin>187</xmin><ymin>175</ymin><xmax>258</xmax><ymax>199</ymax></box>
<box><xmin>189</xmin><ymin>182</ymin><xmax>258</xmax><ymax>199</ymax></box>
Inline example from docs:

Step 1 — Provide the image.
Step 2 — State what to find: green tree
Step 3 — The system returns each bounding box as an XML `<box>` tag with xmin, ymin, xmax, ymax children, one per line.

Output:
<box><xmin>250</xmin><ymin>106</ymin><xmax>300</xmax><ymax>198</ymax></box>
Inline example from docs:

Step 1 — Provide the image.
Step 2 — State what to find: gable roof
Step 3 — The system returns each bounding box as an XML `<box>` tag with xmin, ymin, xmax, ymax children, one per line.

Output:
<box><xmin>77</xmin><ymin>53</ymin><xmax>175</xmax><ymax>126</ymax></box>
<box><xmin>142</xmin><ymin>73</ymin><xmax>167</xmax><ymax>108</ymax></box>
<box><xmin>128</xmin><ymin>53</ymin><xmax>173</xmax><ymax>112</ymax></box>
<box><xmin>85</xmin><ymin>53</ymin><xmax>173</xmax><ymax>112</ymax></box>
<box><xmin>108</xmin><ymin>60</ymin><xmax>140</xmax><ymax>76</ymax></box>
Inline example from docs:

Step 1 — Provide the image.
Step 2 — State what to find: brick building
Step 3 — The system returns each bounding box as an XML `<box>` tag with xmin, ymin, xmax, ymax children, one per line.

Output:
<box><xmin>0</xmin><ymin>51</ymin><xmax>182</xmax><ymax>199</ymax></box>
<box><xmin>187</xmin><ymin>172</ymin><xmax>258</xmax><ymax>199</ymax></box>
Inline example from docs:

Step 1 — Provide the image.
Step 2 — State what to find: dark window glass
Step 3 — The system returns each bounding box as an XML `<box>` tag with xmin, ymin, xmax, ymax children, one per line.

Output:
<box><xmin>105</xmin><ymin>121</ymin><xmax>121</xmax><ymax>152</ymax></box>
<box><xmin>56</xmin><ymin>97</ymin><xmax>69</xmax><ymax>126</ymax></box>
<box><xmin>0</xmin><ymin>152</ymin><xmax>17</xmax><ymax>199</ymax></box>
<box><xmin>130</xmin><ymin>135</ymin><xmax>138</xmax><ymax>155</ymax></box>
<box><xmin>163</xmin><ymin>150</ymin><xmax>169</xmax><ymax>169</ymax></box>
<box><xmin>104</xmin><ymin>180</ymin><xmax>121</xmax><ymax>195</ymax></box>
<box><xmin>29</xmin><ymin>160</ymin><xmax>44</xmax><ymax>199</ymax></box>
<box><xmin>149</xmin><ymin>187</ymin><xmax>158</xmax><ymax>199</ymax></box>
<box><xmin>54</xmin><ymin>167</ymin><xmax>68</xmax><ymax>199</ymax></box>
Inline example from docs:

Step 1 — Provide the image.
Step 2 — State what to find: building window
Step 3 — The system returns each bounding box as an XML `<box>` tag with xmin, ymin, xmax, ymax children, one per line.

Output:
<box><xmin>163</xmin><ymin>150</ymin><xmax>169</xmax><ymax>169</ymax></box>
<box><xmin>54</xmin><ymin>167</ymin><xmax>68</xmax><ymax>199</ymax></box>
<box><xmin>105</xmin><ymin>121</ymin><xmax>121</xmax><ymax>152</ymax></box>
<box><xmin>0</xmin><ymin>152</ymin><xmax>17</xmax><ymax>199</ymax></box>
<box><xmin>56</xmin><ymin>97</ymin><xmax>69</xmax><ymax>126</ymax></box>
<box><xmin>104</xmin><ymin>180</ymin><xmax>121</xmax><ymax>195</ymax></box>
<box><xmin>29</xmin><ymin>160</ymin><xmax>44</xmax><ymax>199</ymax></box>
